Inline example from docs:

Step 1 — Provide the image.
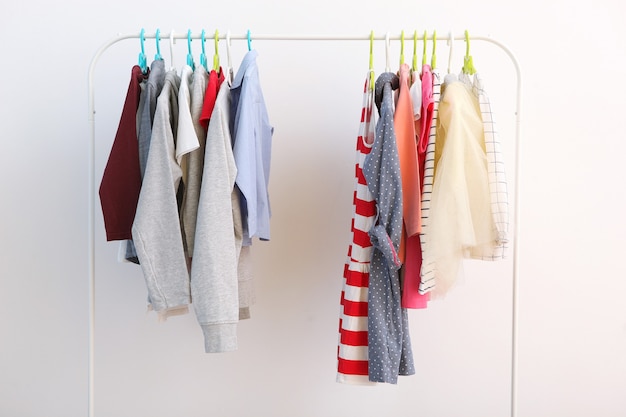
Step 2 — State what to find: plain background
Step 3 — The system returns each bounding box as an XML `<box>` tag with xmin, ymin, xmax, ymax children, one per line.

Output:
<box><xmin>1</xmin><ymin>0</ymin><xmax>625</xmax><ymax>416</ymax></box>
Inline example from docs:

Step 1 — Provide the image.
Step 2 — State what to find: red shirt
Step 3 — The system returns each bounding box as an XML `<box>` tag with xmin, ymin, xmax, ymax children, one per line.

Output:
<box><xmin>199</xmin><ymin>67</ymin><xmax>225</xmax><ymax>129</ymax></box>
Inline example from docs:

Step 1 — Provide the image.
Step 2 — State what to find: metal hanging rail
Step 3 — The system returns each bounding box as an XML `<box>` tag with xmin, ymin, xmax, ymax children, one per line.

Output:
<box><xmin>88</xmin><ymin>31</ymin><xmax>522</xmax><ymax>417</ymax></box>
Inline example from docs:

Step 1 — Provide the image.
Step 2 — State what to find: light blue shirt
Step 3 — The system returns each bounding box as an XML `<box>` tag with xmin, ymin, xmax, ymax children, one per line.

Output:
<box><xmin>231</xmin><ymin>50</ymin><xmax>273</xmax><ymax>244</ymax></box>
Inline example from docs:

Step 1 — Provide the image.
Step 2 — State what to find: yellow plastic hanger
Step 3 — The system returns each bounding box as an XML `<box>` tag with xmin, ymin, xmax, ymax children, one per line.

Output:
<box><xmin>213</xmin><ymin>30</ymin><xmax>220</xmax><ymax>71</ymax></box>
<box><xmin>431</xmin><ymin>30</ymin><xmax>437</xmax><ymax>69</ymax></box>
<box><xmin>369</xmin><ymin>30</ymin><xmax>375</xmax><ymax>91</ymax></box>
<box><xmin>422</xmin><ymin>30</ymin><xmax>427</xmax><ymax>67</ymax></box>
<box><xmin>412</xmin><ymin>30</ymin><xmax>418</xmax><ymax>72</ymax></box>
<box><xmin>463</xmin><ymin>30</ymin><xmax>477</xmax><ymax>75</ymax></box>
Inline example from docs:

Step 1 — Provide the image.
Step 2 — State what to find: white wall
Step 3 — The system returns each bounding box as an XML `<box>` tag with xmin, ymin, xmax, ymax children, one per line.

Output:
<box><xmin>1</xmin><ymin>1</ymin><xmax>625</xmax><ymax>416</ymax></box>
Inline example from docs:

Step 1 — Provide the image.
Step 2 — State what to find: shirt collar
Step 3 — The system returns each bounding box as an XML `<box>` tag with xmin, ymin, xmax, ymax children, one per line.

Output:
<box><xmin>231</xmin><ymin>50</ymin><xmax>258</xmax><ymax>89</ymax></box>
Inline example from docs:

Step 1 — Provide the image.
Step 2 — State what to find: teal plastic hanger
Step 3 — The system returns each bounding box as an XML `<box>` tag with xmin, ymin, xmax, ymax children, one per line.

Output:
<box><xmin>186</xmin><ymin>29</ymin><xmax>195</xmax><ymax>70</ymax></box>
<box><xmin>213</xmin><ymin>30</ymin><xmax>220</xmax><ymax>71</ymax></box>
<box><xmin>155</xmin><ymin>29</ymin><xmax>162</xmax><ymax>61</ymax></box>
<box><xmin>247</xmin><ymin>30</ymin><xmax>252</xmax><ymax>51</ymax></box>
<box><xmin>463</xmin><ymin>30</ymin><xmax>477</xmax><ymax>75</ymax></box>
<box><xmin>200</xmin><ymin>29</ymin><xmax>208</xmax><ymax>70</ymax></box>
<box><xmin>138</xmin><ymin>28</ymin><xmax>147</xmax><ymax>73</ymax></box>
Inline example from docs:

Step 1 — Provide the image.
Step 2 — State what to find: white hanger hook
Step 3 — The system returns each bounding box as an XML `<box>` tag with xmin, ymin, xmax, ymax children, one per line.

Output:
<box><xmin>169</xmin><ymin>29</ymin><xmax>176</xmax><ymax>70</ymax></box>
<box><xmin>385</xmin><ymin>31</ymin><xmax>391</xmax><ymax>73</ymax></box>
<box><xmin>447</xmin><ymin>30</ymin><xmax>454</xmax><ymax>74</ymax></box>
<box><xmin>226</xmin><ymin>29</ymin><xmax>234</xmax><ymax>82</ymax></box>
<box><xmin>226</xmin><ymin>30</ymin><xmax>232</xmax><ymax>70</ymax></box>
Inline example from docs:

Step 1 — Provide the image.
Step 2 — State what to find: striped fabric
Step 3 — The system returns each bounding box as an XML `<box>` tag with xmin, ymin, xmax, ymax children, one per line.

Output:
<box><xmin>460</xmin><ymin>72</ymin><xmax>509</xmax><ymax>260</ymax></box>
<box><xmin>418</xmin><ymin>69</ymin><xmax>442</xmax><ymax>295</ymax></box>
<box><xmin>337</xmin><ymin>73</ymin><xmax>377</xmax><ymax>385</ymax></box>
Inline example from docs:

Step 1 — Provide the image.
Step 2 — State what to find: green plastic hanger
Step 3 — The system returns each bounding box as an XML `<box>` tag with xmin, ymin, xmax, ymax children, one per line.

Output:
<box><xmin>463</xmin><ymin>30</ymin><xmax>477</xmax><ymax>75</ymax></box>
<box><xmin>422</xmin><ymin>30</ymin><xmax>427</xmax><ymax>67</ymax></box>
<box><xmin>431</xmin><ymin>30</ymin><xmax>437</xmax><ymax>69</ymax></box>
<box><xmin>412</xmin><ymin>30</ymin><xmax>418</xmax><ymax>72</ymax></box>
<box><xmin>213</xmin><ymin>30</ymin><xmax>220</xmax><ymax>71</ymax></box>
<box><xmin>399</xmin><ymin>30</ymin><xmax>405</xmax><ymax>66</ymax></box>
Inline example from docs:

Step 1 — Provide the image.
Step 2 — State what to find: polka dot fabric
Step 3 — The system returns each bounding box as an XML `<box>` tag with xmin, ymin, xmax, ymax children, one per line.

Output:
<box><xmin>363</xmin><ymin>72</ymin><xmax>415</xmax><ymax>384</ymax></box>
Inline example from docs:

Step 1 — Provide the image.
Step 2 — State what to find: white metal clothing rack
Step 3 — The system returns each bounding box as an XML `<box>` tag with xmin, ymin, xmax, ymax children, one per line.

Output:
<box><xmin>87</xmin><ymin>31</ymin><xmax>522</xmax><ymax>417</ymax></box>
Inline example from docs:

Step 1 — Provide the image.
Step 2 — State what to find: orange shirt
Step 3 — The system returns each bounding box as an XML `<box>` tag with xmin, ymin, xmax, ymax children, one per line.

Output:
<box><xmin>394</xmin><ymin>64</ymin><xmax>421</xmax><ymax>262</ymax></box>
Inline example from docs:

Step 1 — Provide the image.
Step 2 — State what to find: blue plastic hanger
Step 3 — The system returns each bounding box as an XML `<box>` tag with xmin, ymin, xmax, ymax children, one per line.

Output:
<box><xmin>186</xmin><ymin>29</ymin><xmax>195</xmax><ymax>70</ymax></box>
<box><xmin>200</xmin><ymin>29</ymin><xmax>208</xmax><ymax>70</ymax></box>
<box><xmin>247</xmin><ymin>30</ymin><xmax>252</xmax><ymax>51</ymax></box>
<box><xmin>155</xmin><ymin>28</ymin><xmax>162</xmax><ymax>61</ymax></box>
<box><xmin>138</xmin><ymin>28</ymin><xmax>148</xmax><ymax>73</ymax></box>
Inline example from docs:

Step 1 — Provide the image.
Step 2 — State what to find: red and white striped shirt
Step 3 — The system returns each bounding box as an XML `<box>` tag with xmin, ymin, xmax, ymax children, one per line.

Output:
<box><xmin>337</xmin><ymin>73</ymin><xmax>377</xmax><ymax>385</ymax></box>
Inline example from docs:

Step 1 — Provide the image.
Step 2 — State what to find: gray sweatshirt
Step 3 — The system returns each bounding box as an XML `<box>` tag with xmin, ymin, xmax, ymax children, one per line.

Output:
<box><xmin>132</xmin><ymin>70</ymin><xmax>191</xmax><ymax>319</ymax></box>
<box><xmin>180</xmin><ymin>65</ymin><xmax>208</xmax><ymax>257</ymax></box>
<box><xmin>191</xmin><ymin>81</ymin><xmax>240</xmax><ymax>352</ymax></box>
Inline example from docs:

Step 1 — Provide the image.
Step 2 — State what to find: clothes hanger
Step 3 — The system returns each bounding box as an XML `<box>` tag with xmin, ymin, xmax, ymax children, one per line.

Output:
<box><xmin>186</xmin><ymin>29</ymin><xmax>195</xmax><ymax>70</ymax></box>
<box><xmin>200</xmin><ymin>29</ymin><xmax>208</xmax><ymax>70</ymax></box>
<box><xmin>431</xmin><ymin>30</ymin><xmax>437</xmax><ymax>69</ymax></box>
<box><xmin>213</xmin><ymin>30</ymin><xmax>220</xmax><ymax>71</ymax></box>
<box><xmin>385</xmin><ymin>31</ymin><xmax>391</xmax><ymax>73</ymax></box>
<box><xmin>226</xmin><ymin>30</ymin><xmax>234</xmax><ymax>82</ymax></box>
<box><xmin>369</xmin><ymin>30</ymin><xmax>375</xmax><ymax>90</ymax></box>
<box><xmin>412</xmin><ymin>30</ymin><xmax>418</xmax><ymax>72</ymax></box>
<box><xmin>155</xmin><ymin>28</ymin><xmax>163</xmax><ymax>61</ymax></box>
<box><xmin>463</xmin><ymin>30</ymin><xmax>477</xmax><ymax>75</ymax></box>
<box><xmin>422</xmin><ymin>30</ymin><xmax>428</xmax><ymax>68</ymax></box>
<box><xmin>247</xmin><ymin>30</ymin><xmax>252</xmax><ymax>51</ymax></box>
<box><xmin>138</xmin><ymin>28</ymin><xmax>148</xmax><ymax>74</ymax></box>
<box><xmin>399</xmin><ymin>30</ymin><xmax>405</xmax><ymax>67</ymax></box>
<box><xmin>447</xmin><ymin>30</ymin><xmax>454</xmax><ymax>74</ymax></box>
<box><xmin>169</xmin><ymin>29</ymin><xmax>176</xmax><ymax>71</ymax></box>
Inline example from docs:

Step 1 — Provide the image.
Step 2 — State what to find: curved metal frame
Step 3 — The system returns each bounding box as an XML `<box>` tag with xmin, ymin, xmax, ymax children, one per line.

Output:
<box><xmin>87</xmin><ymin>31</ymin><xmax>522</xmax><ymax>417</ymax></box>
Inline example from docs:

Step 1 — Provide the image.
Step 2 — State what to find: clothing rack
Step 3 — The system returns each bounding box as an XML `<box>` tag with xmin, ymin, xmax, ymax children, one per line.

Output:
<box><xmin>87</xmin><ymin>31</ymin><xmax>522</xmax><ymax>417</ymax></box>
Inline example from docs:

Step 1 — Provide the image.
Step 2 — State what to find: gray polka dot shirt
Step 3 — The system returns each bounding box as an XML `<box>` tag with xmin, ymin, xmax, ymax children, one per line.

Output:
<box><xmin>363</xmin><ymin>72</ymin><xmax>415</xmax><ymax>383</ymax></box>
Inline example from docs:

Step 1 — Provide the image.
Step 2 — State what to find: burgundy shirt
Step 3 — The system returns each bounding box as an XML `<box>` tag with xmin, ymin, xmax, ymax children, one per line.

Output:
<box><xmin>99</xmin><ymin>65</ymin><xmax>148</xmax><ymax>241</ymax></box>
